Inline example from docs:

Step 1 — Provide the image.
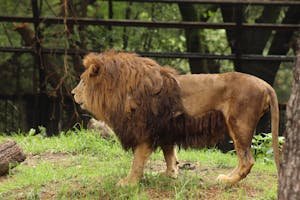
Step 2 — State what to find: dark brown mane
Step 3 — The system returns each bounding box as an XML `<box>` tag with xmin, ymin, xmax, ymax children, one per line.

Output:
<box><xmin>82</xmin><ymin>50</ymin><xmax>228</xmax><ymax>150</ymax></box>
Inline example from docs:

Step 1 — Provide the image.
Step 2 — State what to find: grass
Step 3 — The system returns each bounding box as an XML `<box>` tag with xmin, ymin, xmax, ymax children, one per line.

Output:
<box><xmin>0</xmin><ymin>129</ymin><xmax>278</xmax><ymax>200</ymax></box>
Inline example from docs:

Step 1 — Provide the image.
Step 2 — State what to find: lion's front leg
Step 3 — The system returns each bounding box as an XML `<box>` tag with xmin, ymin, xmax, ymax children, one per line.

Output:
<box><xmin>117</xmin><ymin>142</ymin><xmax>152</xmax><ymax>186</ymax></box>
<box><xmin>162</xmin><ymin>145</ymin><xmax>179</xmax><ymax>179</ymax></box>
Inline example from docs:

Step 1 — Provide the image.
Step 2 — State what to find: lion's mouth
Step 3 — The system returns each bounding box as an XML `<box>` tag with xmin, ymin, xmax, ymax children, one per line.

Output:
<box><xmin>79</xmin><ymin>103</ymin><xmax>85</xmax><ymax>109</ymax></box>
<box><xmin>73</xmin><ymin>96</ymin><xmax>84</xmax><ymax>107</ymax></box>
<box><xmin>74</xmin><ymin>99</ymin><xmax>85</xmax><ymax>109</ymax></box>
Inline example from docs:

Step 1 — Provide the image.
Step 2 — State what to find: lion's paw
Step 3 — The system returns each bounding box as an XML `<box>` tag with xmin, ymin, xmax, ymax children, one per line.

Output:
<box><xmin>161</xmin><ymin>170</ymin><xmax>178</xmax><ymax>179</ymax></box>
<box><xmin>116</xmin><ymin>177</ymin><xmax>138</xmax><ymax>187</ymax></box>
<box><xmin>216</xmin><ymin>174</ymin><xmax>239</xmax><ymax>185</ymax></box>
<box><xmin>216</xmin><ymin>174</ymin><xmax>231</xmax><ymax>183</ymax></box>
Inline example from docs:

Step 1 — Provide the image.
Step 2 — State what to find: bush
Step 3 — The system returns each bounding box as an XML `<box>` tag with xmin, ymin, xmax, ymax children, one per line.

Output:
<box><xmin>251</xmin><ymin>133</ymin><xmax>284</xmax><ymax>163</ymax></box>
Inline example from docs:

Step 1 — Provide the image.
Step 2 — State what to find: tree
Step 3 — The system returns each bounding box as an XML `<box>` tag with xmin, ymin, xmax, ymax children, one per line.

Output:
<box><xmin>278</xmin><ymin>38</ymin><xmax>300</xmax><ymax>199</ymax></box>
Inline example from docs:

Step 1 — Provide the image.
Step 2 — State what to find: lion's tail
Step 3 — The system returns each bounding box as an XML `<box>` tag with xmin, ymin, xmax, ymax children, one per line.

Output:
<box><xmin>268</xmin><ymin>86</ymin><xmax>280</xmax><ymax>173</ymax></box>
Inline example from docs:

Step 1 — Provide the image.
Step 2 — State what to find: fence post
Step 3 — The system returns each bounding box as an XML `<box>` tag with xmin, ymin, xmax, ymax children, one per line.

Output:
<box><xmin>235</xmin><ymin>4</ymin><xmax>243</xmax><ymax>68</ymax></box>
<box><xmin>31</xmin><ymin>0</ymin><xmax>48</xmax><ymax>132</ymax></box>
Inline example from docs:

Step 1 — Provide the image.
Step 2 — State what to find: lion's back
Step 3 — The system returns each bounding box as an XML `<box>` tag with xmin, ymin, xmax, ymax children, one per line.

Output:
<box><xmin>177</xmin><ymin>72</ymin><xmax>271</xmax><ymax>116</ymax></box>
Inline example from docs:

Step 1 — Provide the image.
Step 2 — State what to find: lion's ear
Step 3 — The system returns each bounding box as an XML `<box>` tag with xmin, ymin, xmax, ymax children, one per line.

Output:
<box><xmin>89</xmin><ymin>64</ymin><xmax>100</xmax><ymax>77</ymax></box>
<box><xmin>144</xmin><ymin>70</ymin><xmax>163</xmax><ymax>95</ymax></box>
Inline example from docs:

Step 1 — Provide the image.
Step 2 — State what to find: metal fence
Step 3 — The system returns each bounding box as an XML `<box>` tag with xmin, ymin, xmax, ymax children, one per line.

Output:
<box><xmin>0</xmin><ymin>0</ymin><xmax>298</xmax><ymax>134</ymax></box>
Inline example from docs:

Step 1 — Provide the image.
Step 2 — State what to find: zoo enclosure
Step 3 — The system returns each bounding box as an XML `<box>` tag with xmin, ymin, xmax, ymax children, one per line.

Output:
<box><xmin>0</xmin><ymin>0</ymin><xmax>299</xmax><ymax>134</ymax></box>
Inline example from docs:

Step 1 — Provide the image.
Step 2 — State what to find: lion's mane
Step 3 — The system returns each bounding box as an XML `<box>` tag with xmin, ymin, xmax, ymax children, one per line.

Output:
<box><xmin>82</xmin><ymin>51</ymin><xmax>228</xmax><ymax>150</ymax></box>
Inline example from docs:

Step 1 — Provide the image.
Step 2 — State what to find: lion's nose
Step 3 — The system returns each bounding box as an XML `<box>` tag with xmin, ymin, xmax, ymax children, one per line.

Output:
<box><xmin>71</xmin><ymin>88</ymin><xmax>76</xmax><ymax>94</ymax></box>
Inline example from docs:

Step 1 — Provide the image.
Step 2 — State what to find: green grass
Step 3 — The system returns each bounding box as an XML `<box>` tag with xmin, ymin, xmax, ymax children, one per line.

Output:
<box><xmin>0</xmin><ymin>130</ymin><xmax>278</xmax><ymax>200</ymax></box>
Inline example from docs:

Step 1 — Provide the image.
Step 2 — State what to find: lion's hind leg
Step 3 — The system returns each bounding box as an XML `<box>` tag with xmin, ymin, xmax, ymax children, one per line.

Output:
<box><xmin>217</xmin><ymin>147</ymin><xmax>254</xmax><ymax>184</ymax></box>
<box><xmin>161</xmin><ymin>145</ymin><xmax>179</xmax><ymax>178</ymax></box>
<box><xmin>217</xmin><ymin>116</ymin><xmax>255</xmax><ymax>184</ymax></box>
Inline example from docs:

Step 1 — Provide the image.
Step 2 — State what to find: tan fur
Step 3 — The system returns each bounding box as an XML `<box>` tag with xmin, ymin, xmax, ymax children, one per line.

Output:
<box><xmin>117</xmin><ymin>143</ymin><xmax>152</xmax><ymax>186</ymax></box>
<box><xmin>72</xmin><ymin>50</ymin><xmax>280</xmax><ymax>186</ymax></box>
<box><xmin>177</xmin><ymin>73</ymin><xmax>280</xmax><ymax>183</ymax></box>
<box><xmin>162</xmin><ymin>145</ymin><xmax>179</xmax><ymax>178</ymax></box>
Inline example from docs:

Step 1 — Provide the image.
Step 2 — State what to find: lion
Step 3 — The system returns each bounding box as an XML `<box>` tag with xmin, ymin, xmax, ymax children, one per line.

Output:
<box><xmin>72</xmin><ymin>50</ymin><xmax>279</xmax><ymax>186</ymax></box>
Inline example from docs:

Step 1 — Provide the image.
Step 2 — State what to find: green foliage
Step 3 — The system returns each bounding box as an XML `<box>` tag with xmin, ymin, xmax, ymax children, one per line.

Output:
<box><xmin>274</xmin><ymin>62</ymin><xmax>293</xmax><ymax>103</ymax></box>
<box><xmin>251</xmin><ymin>133</ymin><xmax>284</xmax><ymax>163</ymax></box>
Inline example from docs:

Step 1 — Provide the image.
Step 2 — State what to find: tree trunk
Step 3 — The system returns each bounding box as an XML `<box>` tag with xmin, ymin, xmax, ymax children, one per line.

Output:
<box><xmin>220</xmin><ymin>5</ymin><xmax>282</xmax><ymax>84</ymax></box>
<box><xmin>278</xmin><ymin>38</ymin><xmax>300</xmax><ymax>199</ymax></box>
<box><xmin>178</xmin><ymin>4</ymin><xmax>220</xmax><ymax>74</ymax></box>
<box><xmin>122</xmin><ymin>2</ymin><xmax>132</xmax><ymax>50</ymax></box>
<box><xmin>263</xmin><ymin>6</ymin><xmax>300</xmax><ymax>83</ymax></box>
<box><xmin>237</xmin><ymin>6</ymin><xmax>300</xmax><ymax>85</ymax></box>
<box><xmin>0</xmin><ymin>140</ymin><xmax>26</xmax><ymax>176</ymax></box>
<box><xmin>178</xmin><ymin>3</ymin><xmax>205</xmax><ymax>73</ymax></box>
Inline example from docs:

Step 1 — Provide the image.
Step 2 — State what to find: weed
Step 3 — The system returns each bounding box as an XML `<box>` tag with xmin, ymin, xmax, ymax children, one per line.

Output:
<box><xmin>252</xmin><ymin>133</ymin><xmax>284</xmax><ymax>163</ymax></box>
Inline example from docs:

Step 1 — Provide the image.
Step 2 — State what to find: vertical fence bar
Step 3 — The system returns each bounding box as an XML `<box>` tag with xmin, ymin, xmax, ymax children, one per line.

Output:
<box><xmin>11</xmin><ymin>101</ymin><xmax>14</xmax><ymax>132</ymax></box>
<box><xmin>32</xmin><ymin>0</ymin><xmax>47</xmax><ymax>130</ymax></box>
<box><xmin>235</xmin><ymin>4</ymin><xmax>243</xmax><ymax>68</ymax></box>
<box><xmin>4</xmin><ymin>101</ymin><xmax>8</xmax><ymax>132</ymax></box>
<box><xmin>108</xmin><ymin>0</ymin><xmax>113</xmax><ymax>47</ymax></box>
<box><xmin>15</xmin><ymin>53</ymin><xmax>21</xmax><ymax>132</ymax></box>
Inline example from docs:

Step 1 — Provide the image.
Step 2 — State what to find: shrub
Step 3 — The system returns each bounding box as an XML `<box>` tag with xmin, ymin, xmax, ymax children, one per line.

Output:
<box><xmin>251</xmin><ymin>133</ymin><xmax>284</xmax><ymax>163</ymax></box>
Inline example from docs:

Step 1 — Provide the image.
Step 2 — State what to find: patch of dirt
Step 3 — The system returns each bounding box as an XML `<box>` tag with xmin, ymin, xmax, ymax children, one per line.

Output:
<box><xmin>39</xmin><ymin>189</ymin><xmax>56</xmax><ymax>200</ymax></box>
<box><xmin>22</xmin><ymin>152</ymin><xmax>74</xmax><ymax>167</ymax></box>
<box><xmin>146</xmin><ymin>160</ymin><xmax>166</xmax><ymax>173</ymax></box>
<box><xmin>39</xmin><ymin>183</ymin><xmax>59</xmax><ymax>200</ymax></box>
<box><xmin>0</xmin><ymin>175</ymin><xmax>8</xmax><ymax>183</ymax></box>
<box><xmin>239</xmin><ymin>183</ymin><xmax>259</xmax><ymax>198</ymax></box>
<box><xmin>146</xmin><ymin>188</ymin><xmax>173</xmax><ymax>200</ymax></box>
<box><xmin>146</xmin><ymin>159</ymin><xmax>229</xmax><ymax>179</ymax></box>
<box><xmin>144</xmin><ymin>160</ymin><xmax>264</xmax><ymax>200</ymax></box>
<box><xmin>2</xmin><ymin>181</ymin><xmax>60</xmax><ymax>200</ymax></box>
<box><xmin>204</xmin><ymin>185</ymin><xmax>222</xmax><ymax>200</ymax></box>
<box><xmin>146</xmin><ymin>160</ymin><xmax>202</xmax><ymax>173</ymax></box>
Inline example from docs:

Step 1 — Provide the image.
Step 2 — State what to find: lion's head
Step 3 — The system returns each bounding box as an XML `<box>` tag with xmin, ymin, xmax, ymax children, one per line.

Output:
<box><xmin>71</xmin><ymin>79</ymin><xmax>87</xmax><ymax>109</ymax></box>
<box><xmin>71</xmin><ymin>51</ymin><xmax>129</xmax><ymax>121</ymax></box>
<box><xmin>71</xmin><ymin>53</ymin><xmax>102</xmax><ymax>115</ymax></box>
